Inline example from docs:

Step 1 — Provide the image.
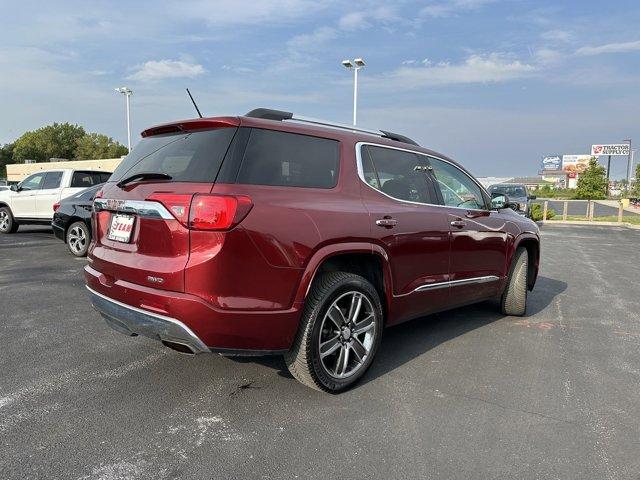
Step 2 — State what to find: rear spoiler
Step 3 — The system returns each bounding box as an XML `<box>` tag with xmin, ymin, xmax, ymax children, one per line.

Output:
<box><xmin>141</xmin><ymin>117</ymin><xmax>240</xmax><ymax>137</ymax></box>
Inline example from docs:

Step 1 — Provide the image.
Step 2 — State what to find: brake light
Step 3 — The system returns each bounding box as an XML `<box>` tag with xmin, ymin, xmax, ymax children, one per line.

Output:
<box><xmin>147</xmin><ymin>193</ymin><xmax>193</xmax><ymax>225</ymax></box>
<box><xmin>53</xmin><ymin>202</ymin><xmax>60</xmax><ymax>212</ymax></box>
<box><xmin>189</xmin><ymin>194</ymin><xmax>252</xmax><ymax>231</ymax></box>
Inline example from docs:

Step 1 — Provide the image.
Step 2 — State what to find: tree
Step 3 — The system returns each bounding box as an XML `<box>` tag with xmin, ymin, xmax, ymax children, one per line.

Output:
<box><xmin>0</xmin><ymin>143</ymin><xmax>15</xmax><ymax>178</ymax></box>
<box><xmin>633</xmin><ymin>163</ymin><xmax>640</xmax><ymax>196</ymax></box>
<box><xmin>13</xmin><ymin>123</ymin><xmax>86</xmax><ymax>162</ymax></box>
<box><xmin>74</xmin><ymin>133</ymin><xmax>128</xmax><ymax>160</ymax></box>
<box><xmin>573</xmin><ymin>158</ymin><xmax>607</xmax><ymax>200</ymax></box>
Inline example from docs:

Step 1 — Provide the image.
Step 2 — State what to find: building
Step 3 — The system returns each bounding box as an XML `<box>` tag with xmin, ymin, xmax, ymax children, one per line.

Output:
<box><xmin>505</xmin><ymin>177</ymin><xmax>554</xmax><ymax>190</ymax></box>
<box><xmin>6</xmin><ymin>158</ymin><xmax>123</xmax><ymax>183</ymax></box>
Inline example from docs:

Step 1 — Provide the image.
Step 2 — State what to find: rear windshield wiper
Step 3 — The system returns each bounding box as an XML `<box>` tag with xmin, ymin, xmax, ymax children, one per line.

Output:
<box><xmin>117</xmin><ymin>172</ymin><xmax>172</xmax><ymax>188</ymax></box>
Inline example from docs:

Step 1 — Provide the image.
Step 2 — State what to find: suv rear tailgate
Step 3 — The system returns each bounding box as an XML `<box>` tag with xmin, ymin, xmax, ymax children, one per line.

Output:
<box><xmin>91</xmin><ymin>182</ymin><xmax>212</xmax><ymax>292</ymax></box>
<box><xmin>89</xmin><ymin>124</ymin><xmax>238</xmax><ymax>293</ymax></box>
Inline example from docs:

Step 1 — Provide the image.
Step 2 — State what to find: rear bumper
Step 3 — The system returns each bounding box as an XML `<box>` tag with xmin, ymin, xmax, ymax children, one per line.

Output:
<box><xmin>84</xmin><ymin>264</ymin><xmax>300</xmax><ymax>354</ymax></box>
<box><xmin>87</xmin><ymin>286</ymin><xmax>210</xmax><ymax>354</ymax></box>
<box><xmin>52</xmin><ymin>221</ymin><xmax>65</xmax><ymax>241</ymax></box>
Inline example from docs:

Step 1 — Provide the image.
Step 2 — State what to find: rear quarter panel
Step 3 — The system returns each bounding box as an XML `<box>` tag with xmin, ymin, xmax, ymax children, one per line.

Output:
<box><xmin>190</xmin><ymin>139</ymin><xmax>371</xmax><ymax>311</ymax></box>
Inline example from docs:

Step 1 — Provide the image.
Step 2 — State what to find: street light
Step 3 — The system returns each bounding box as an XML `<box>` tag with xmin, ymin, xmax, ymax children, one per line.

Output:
<box><xmin>115</xmin><ymin>87</ymin><xmax>133</xmax><ymax>152</ymax></box>
<box><xmin>342</xmin><ymin>57</ymin><xmax>366</xmax><ymax>125</ymax></box>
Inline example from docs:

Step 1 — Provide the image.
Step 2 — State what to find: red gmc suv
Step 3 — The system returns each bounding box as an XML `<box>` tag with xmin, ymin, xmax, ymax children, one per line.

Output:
<box><xmin>85</xmin><ymin>108</ymin><xmax>540</xmax><ymax>392</ymax></box>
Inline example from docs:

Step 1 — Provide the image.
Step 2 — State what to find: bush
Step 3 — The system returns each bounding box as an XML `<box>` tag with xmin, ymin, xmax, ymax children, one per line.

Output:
<box><xmin>535</xmin><ymin>186</ymin><xmax>574</xmax><ymax>199</ymax></box>
<box><xmin>530</xmin><ymin>203</ymin><xmax>555</xmax><ymax>221</ymax></box>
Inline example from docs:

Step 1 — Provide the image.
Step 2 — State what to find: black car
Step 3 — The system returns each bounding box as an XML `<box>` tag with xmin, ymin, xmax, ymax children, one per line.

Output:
<box><xmin>52</xmin><ymin>183</ymin><xmax>103</xmax><ymax>256</ymax></box>
<box><xmin>488</xmin><ymin>183</ymin><xmax>536</xmax><ymax>218</ymax></box>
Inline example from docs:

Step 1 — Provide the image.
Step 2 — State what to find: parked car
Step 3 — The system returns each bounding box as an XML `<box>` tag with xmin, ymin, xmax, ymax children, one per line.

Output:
<box><xmin>488</xmin><ymin>183</ymin><xmax>536</xmax><ymax>217</ymax></box>
<box><xmin>0</xmin><ymin>169</ymin><xmax>112</xmax><ymax>233</ymax></box>
<box><xmin>52</xmin><ymin>183</ymin><xmax>104</xmax><ymax>257</ymax></box>
<box><xmin>85</xmin><ymin>108</ymin><xmax>540</xmax><ymax>393</ymax></box>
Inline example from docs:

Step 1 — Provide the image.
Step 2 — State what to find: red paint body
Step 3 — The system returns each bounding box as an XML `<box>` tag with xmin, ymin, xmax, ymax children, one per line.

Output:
<box><xmin>85</xmin><ymin>115</ymin><xmax>540</xmax><ymax>352</ymax></box>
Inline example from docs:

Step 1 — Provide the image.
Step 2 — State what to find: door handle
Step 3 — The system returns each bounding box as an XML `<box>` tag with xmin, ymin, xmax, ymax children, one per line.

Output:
<box><xmin>450</xmin><ymin>220</ymin><xmax>466</xmax><ymax>228</ymax></box>
<box><xmin>376</xmin><ymin>217</ymin><xmax>397</xmax><ymax>228</ymax></box>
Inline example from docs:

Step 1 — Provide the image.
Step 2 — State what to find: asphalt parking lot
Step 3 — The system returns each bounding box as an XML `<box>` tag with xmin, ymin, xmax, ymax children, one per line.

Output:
<box><xmin>1</xmin><ymin>225</ymin><xmax>639</xmax><ymax>479</ymax></box>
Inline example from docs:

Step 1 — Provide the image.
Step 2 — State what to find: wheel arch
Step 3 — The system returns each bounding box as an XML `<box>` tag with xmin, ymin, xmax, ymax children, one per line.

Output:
<box><xmin>512</xmin><ymin>233</ymin><xmax>540</xmax><ymax>291</ymax></box>
<box><xmin>294</xmin><ymin>243</ymin><xmax>393</xmax><ymax>321</ymax></box>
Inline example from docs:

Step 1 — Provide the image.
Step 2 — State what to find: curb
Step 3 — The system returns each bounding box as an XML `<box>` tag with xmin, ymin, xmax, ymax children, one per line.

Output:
<box><xmin>540</xmin><ymin>220</ymin><xmax>640</xmax><ymax>230</ymax></box>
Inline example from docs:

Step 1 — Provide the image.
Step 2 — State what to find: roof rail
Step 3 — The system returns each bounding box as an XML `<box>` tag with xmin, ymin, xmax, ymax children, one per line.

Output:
<box><xmin>245</xmin><ymin>108</ymin><xmax>293</xmax><ymax>121</ymax></box>
<box><xmin>244</xmin><ymin>108</ymin><xmax>419</xmax><ymax>146</ymax></box>
<box><xmin>380</xmin><ymin>130</ymin><xmax>419</xmax><ymax>146</ymax></box>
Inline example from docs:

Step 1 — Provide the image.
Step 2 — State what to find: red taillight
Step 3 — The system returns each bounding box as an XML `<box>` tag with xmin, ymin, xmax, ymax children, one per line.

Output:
<box><xmin>147</xmin><ymin>193</ymin><xmax>193</xmax><ymax>225</ymax></box>
<box><xmin>146</xmin><ymin>193</ymin><xmax>252</xmax><ymax>230</ymax></box>
<box><xmin>53</xmin><ymin>202</ymin><xmax>60</xmax><ymax>212</ymax></box>
<box><xmin>189</xmin><ymin>194</ymin><xmax>252</xmax><ymax>231</ymax></box>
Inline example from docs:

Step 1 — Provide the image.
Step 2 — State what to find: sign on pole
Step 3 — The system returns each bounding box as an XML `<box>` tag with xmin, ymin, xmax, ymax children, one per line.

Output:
<box><xmin>541</xmin><ymin>155</ymin><xmax>562</xmax><ymax>171</ymax></box>
<box><xmin>562</xmin><ymin>154</ymin><xmax>591</xmax><ymax>174</ymax></box>
<box><xmin>591</xmin><ymin>144</ymin><xmax>630</xmax><ymax>156</ymax></box>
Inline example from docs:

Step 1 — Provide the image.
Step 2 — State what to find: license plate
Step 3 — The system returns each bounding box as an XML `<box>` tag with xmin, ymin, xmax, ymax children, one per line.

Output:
<box><xmin>107</xmin><ymin>214</ymin><xmax>135</xmax><ymax>243</ymax></box>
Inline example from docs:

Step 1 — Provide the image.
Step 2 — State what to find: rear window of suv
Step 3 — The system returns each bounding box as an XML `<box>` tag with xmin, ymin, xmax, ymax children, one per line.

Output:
<box><xmin>110</xmin><ymin>128</ymin><xmax>237</xmax><ymax>183</ymax></box>
<box><xmin>71</xmin><ymin>171</ymin><xmax>111</xmax><ymax>188</ymax></box>
<box><xmin>236</xmin><ymin>129</ymin><xmax>339</xmax><ymax>188</ymax></box>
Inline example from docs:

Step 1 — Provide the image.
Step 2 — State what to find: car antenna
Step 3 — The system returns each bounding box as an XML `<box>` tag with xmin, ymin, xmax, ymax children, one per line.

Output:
<box><xmin>186</xmin><ymin>88</ymin><xmax>203</xmax><ymax>118</ymax></box>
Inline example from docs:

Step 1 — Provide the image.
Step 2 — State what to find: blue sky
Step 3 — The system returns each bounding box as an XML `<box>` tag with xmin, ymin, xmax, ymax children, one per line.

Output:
<box><xmin>1</xmin><ymin>0</ymin><xmax>640</xmax><ymax>178</ymax></box>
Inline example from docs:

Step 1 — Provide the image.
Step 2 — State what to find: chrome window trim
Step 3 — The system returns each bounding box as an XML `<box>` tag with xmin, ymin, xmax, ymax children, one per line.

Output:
<box><xmin>94</xmin><ymin>198</ymin><xmax>174</xmax><ymax>220</ymax></box>
<box><xmin>355</xmin><ymin>141</ymin><xmax>491</xmax><ymax>212</ymax></box>
<box><xmin>395</xmin><ymin>275</ymin><xmax>501</xmax><ymax>297</ymax></box>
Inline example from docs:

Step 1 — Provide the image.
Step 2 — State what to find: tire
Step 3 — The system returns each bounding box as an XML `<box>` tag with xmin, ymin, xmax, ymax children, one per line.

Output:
<box><xmin>285</xmin><ymin>272</ymin><xmax>384</xmax><ymax>393</ymax></box>
<box><xmin>0</xmin><ymin>207</ymin><xmax>18</xmax><ymax>234</ymax></box>
<box><xmin>500</xmin><ymin>247</ymin><xmax>528</xmax><ymax>316</ymax></box>
<box><xmin>66</xmin><ymin>221</ymin><xmax>90</xmax><ymax>257</ymax></box>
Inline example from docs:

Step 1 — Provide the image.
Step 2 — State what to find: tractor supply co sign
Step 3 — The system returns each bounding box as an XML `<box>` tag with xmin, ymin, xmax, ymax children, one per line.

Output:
<box><xmin>591</xmin><ymin>144</ymin><xmax>630</xmax><ymax>156</ymax></box>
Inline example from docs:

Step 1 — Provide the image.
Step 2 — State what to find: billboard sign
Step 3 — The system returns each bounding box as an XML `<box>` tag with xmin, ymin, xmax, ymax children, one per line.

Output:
<box><xmin>541</xmin><ymin>155</ymin><xmax>562</xmax><ymax>171</ymax></box>
<box><xmin>591</xmin><ymin>144</ymin><xmax>629</xmax><ymax>156</ymax></box>
<box><xmin>562</xmin><ymin>154</ymin><xmax>591</xmax><ymax>174</ymax></box>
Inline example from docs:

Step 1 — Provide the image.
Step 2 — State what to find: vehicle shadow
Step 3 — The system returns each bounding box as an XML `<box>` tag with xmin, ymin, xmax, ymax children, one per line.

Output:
<box><xmin>228</xmin><ymin>276</ymin><xmax>568</xmax><ymax>385</ymax></box>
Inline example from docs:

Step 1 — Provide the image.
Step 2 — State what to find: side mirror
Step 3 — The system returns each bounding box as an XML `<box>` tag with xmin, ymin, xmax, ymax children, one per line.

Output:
<box><xmin>10</xmin><ymin>184</ymin><xmax>18</xmax><ymax>192</ymax></box>
<box><xmin>491</xmin><ymin>193</ymin><xmax>509</xmax><ymax>210</ymax></box>
<box><xmin>528</xmin><ymin>195</ymin><xmax>537</xmax><ymax>200</ymax></box>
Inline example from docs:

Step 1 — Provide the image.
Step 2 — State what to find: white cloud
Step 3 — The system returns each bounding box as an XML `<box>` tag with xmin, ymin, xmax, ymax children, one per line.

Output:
<box><xmin>576</xmin><ymin>40</ymin><xmax>640</xmax><ymax>56</ymax></box>
<box><xmin>540</xmin><ymin>29</ymin><xmax>573</xmax><ymax>43</ymax></box>
<box><xmin>338</xmin><ymin>6</ymin><xmax>398</xmax><ymax>30</ymax></box>
<box><xmin>127</xmin><ymin>60</ymin><xmax>205</xmax><ymax>82</ymax></box>
<box><xmin>534</xmin><ymin>48</ymin><xmax>564</xmax><ymax>66</ymax></box>
<box><xmin>287</xmin><ymin>26</ymin><xmax>338</xmax><ymax>53</ymax></box>
<box><xmin>421</xmin><ymin>0</ymin><xmax>496</xmax><ymax>18</ymax></box>
<box><xmin>174</xmin><ymin>0</ymin><xmax>330</xmax><ymax>26</ymax></box>
<box><xmin>373</xmin><ymin>53</ymin><xmax>536</xmax><ymax>89</ymax></box>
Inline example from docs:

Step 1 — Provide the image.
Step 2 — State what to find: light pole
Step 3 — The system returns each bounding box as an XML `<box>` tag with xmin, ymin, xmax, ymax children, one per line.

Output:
<box><xmin>342</xmin><ymin>58</ymin><xmax>366</xmax><ymax>126</ymax></box>
<box><xmin>624</xmin><ymin>139</ymin><xmax>632</xmax><ymax>191</ymax></box>
<box><xmin>115</xmin><ymin>87</ymin><xmax>133</xmax><ymax>152</ymax></box>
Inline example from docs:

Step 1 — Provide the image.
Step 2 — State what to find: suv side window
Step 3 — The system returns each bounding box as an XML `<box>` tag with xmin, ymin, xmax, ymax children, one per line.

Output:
<box><xmin>362</xmin><ymin>145</ymin><xmax>435</xmax><ymax>204</ymax></box>
<box><xmin>42</xmin><ymin>171</ymin><xmax>63</xmax><ymax>189</ymax></box>
<box><xmin>236</xmin><ymin>129</ymin><xmax>339</xmax><ymax>188</ymax></box>
<box><xmin>429</xmin><ymin>158</ymin><xmax>487</xmax><ymax>210</ymax></box>
<box><xmin>19</xmin><ymin>173</ymin><xmax>46</xmax><ymax>191</ymax></box>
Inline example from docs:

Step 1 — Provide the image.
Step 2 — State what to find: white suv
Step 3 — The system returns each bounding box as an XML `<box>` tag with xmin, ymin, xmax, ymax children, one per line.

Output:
<box><xmin>0</xmin><ymin>169</ymin><xmax>111</xmax><ymax>233</ymax></box>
